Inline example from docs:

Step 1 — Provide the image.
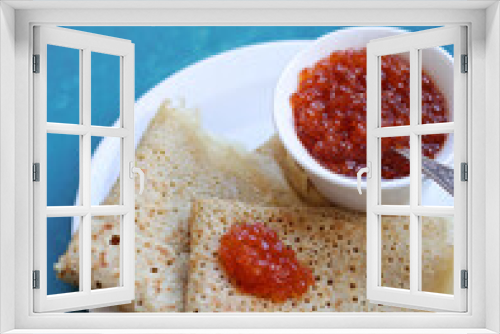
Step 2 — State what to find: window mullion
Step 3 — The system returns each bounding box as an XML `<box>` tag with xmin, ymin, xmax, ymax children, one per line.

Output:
<box><xmin>373</xmin><ymin>205</ymin><xmax>454</xmax><ymax>216</ymax></box>
<box><xmin>46</xmin><ymin>123</ymin><xmax>87</xmax><ymax>135</ymax></box>
<box><xmin>373</xmin><ymin>125</ymin><xmax>411</xmax><ymax>137</ymax></box>
<box><xmin>44</xmin><ymin>206</ymin><xmax>130</xmax><ymax>217</ymax></box>
<box><xmin>373</xmin><ymin>123</ymin><xmax>454</xmax><ymax>138</ymax></box>
<box><xmin>46</xmin><ymin>123</ymin><xmax>129</xmax><ymax>138</ymax></box>
<box><xmin>81</xmin><ymin>48</ymin><xmax>92</xmax><ymax>294</ymax></box>
<box><xmin>122</xmin><ymin>51</ymin><xmax>135</xmax><ymax>295</ymax></box>
<box><xmin>413</xmin><ymin>123</ymin><xmax>454</xmax><ymax>135</ymax></box>
<box><xmin>46</xmin><ymin>206</ymin><xmax>89</xmax><ymax>217</ymax></box>
<box><xmin>409</xmin><ymin>47</ymin><xmax>420</xmax><ymax>295</ymax></box>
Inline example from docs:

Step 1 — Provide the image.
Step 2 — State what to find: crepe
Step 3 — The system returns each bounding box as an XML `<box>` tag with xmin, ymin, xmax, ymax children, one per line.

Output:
<box><xmin>186</xmin><ymin>198</ymin><xmax>452</xmax><ymax>312</ymax></box>
<box><xmin>256</xmin><ymin>135</ymin><xmax>331</xmax><ymax>206</ymax></box>
<box><xmin>55</xmin><ymin>101</ymin><xmax>303</xmax><ymax>312</ymax></box>
<box><xmin>257</xmin><ymin>135</ymin><xmax>454</xmax><ymax>294</ymax></box>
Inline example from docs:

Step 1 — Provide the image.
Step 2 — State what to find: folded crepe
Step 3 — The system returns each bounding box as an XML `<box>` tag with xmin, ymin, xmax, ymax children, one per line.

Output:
<box><xmin>55</xmin><ymin>101</ymin><xmax>303</xmax><ymax>312</ymax></box>
<box><xmin>256</xmin><ymin>135</ymin><xmax>331</xmax><ymax>207</ymax></box>
<box><xmin>186</xmin><ymin>198</ymin><xmax>452</xmax><ymax>312</ymax></box>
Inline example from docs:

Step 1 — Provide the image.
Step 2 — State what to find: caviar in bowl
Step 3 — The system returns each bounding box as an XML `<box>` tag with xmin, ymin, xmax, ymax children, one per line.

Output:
<box><xmin>273</xmin><ymin>27</ymin><xmax>453</xmax><ymax>211</ymax></box>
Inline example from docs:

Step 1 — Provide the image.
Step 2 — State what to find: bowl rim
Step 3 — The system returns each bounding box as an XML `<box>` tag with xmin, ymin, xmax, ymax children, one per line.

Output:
<box><xmin>273</xmin><ymin>26</ymin><xmax>454</xmax><ymax>191</ymax></box>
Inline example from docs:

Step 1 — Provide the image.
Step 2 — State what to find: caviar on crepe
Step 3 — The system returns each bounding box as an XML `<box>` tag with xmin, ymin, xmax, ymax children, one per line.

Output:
<box><xmin>219</xmin><ymin>222</ymin><xmax>314</xmax><ymax>303</ymax></box>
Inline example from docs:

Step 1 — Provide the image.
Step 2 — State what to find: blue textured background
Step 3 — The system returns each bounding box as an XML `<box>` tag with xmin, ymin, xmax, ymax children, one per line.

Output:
<box><xmin>47</xmin><ymin>26</ymin><xmax>443</xmax><ymax>296</ymax></box>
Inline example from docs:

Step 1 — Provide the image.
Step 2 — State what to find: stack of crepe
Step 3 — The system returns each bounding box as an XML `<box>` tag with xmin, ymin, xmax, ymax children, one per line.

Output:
<box><xmin>55</xmin><ymin>102</ymin><xmax>453</xmax><ymax>312</ymax></box>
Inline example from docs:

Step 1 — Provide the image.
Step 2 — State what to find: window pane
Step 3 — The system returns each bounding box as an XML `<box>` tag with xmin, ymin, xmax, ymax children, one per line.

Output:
<box><xmin>91</xmin><ymin>136</ymin><xmax>121</xmax><ymax>206</ymax></box>
<box><xmin>91</xmin><ymin>52</ymin><xmax>120</xmax><ymax>127</ymax></box>
<box><xmin>421</xmin><ymin>216</ymin><xmax>454</xmax><ymax>294</ymax></box>
<box><xmin>381</xmin><ymin>215</ymin><xmax>410</xmax><ymax>290</ymax></box>
<box><xmin>420</xmin><ymin>45</ymin><xmax>454</xmax><ymax>124</ymax></box>
<box><xmin>380</xmin><ymin>136</ymin><xmax>410</xmax><ymax>205</ymax></box>
<box><xmin>420</xmin><ymin>134</ymin><xmax>454</xmax><ymax>206</ymax></box>
<box><xmin>49</xmin><ymin>216</ymin><xmax>80</xmax><ymax>295</ymax></box>
<box><xmin>47</xmin><ymin>45</ymin><xmax>80</xmax><ymax>124</ymax></box>
<box><xmin>91</xmin><ymin>215</ymin><xmax>121</xmax><ymax>290</ymax></box>
<box><xmin>47</xmin><ymin>134</ymin><xmax>80</xmax><ymax>206</ymax></box>
<box><xmin>380</xmin><ymin>52</ymin><xmax>410</xmax><ymax>127</ymax></box>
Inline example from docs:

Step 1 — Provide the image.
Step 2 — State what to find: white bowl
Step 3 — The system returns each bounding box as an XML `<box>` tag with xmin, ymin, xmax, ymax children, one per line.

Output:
<box><xmin>274</xmin><ymin>27</ymin><xmax>454</xmax><ymax>211</ymax></box>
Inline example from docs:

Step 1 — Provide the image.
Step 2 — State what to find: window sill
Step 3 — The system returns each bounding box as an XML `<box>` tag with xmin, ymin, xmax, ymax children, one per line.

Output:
<box><xmin>4</xmin><ymin>329</ymin><xmax>498</xmax><ymax>334</ymax></box>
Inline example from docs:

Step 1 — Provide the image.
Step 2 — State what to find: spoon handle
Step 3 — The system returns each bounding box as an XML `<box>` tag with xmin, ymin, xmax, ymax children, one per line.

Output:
<box><xmin>394</xmin><ymin>148</ymin><xmax>454</xmax><ymax>197</ymax></box>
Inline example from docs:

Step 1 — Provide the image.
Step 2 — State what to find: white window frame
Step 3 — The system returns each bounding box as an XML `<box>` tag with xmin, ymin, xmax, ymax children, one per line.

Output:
<box><xmin>32</xmin><ymin>26</ymin><xmax>136</xmax><ymax>313</ymax></box>
<box><xmin>365</xmin><ymin>26</ymin><xmax>467</xmax><ymax>312</ymax></box>
<box><xmin>0</xmin><ymin>1</ymin><xmax>498</xmax><ymax>333</ymax></box>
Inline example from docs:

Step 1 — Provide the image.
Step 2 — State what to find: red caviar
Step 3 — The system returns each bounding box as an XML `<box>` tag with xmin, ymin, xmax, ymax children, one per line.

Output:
<box><xmin>219</xmin><ymin>223</ymin><xmax>314</xmax><ymax>303</ymax></box>
<box><xmin>290</xmin><ymin>48</ymin><xmax>448</xmax><ymax>179</ymax></box>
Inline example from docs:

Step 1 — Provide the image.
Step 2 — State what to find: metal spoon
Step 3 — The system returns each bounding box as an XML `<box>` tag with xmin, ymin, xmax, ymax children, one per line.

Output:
<box><xmin>393</xmin><ymin>148</ymin><xmax>454</xmax><ymax>196</ymax></box>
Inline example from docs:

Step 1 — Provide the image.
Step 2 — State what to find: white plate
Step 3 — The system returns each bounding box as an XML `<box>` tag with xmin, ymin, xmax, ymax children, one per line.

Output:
<box><xmin>72</xmin><ymin>40</ymin><xmax>310</xmax><ymax>234</ymax></box>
